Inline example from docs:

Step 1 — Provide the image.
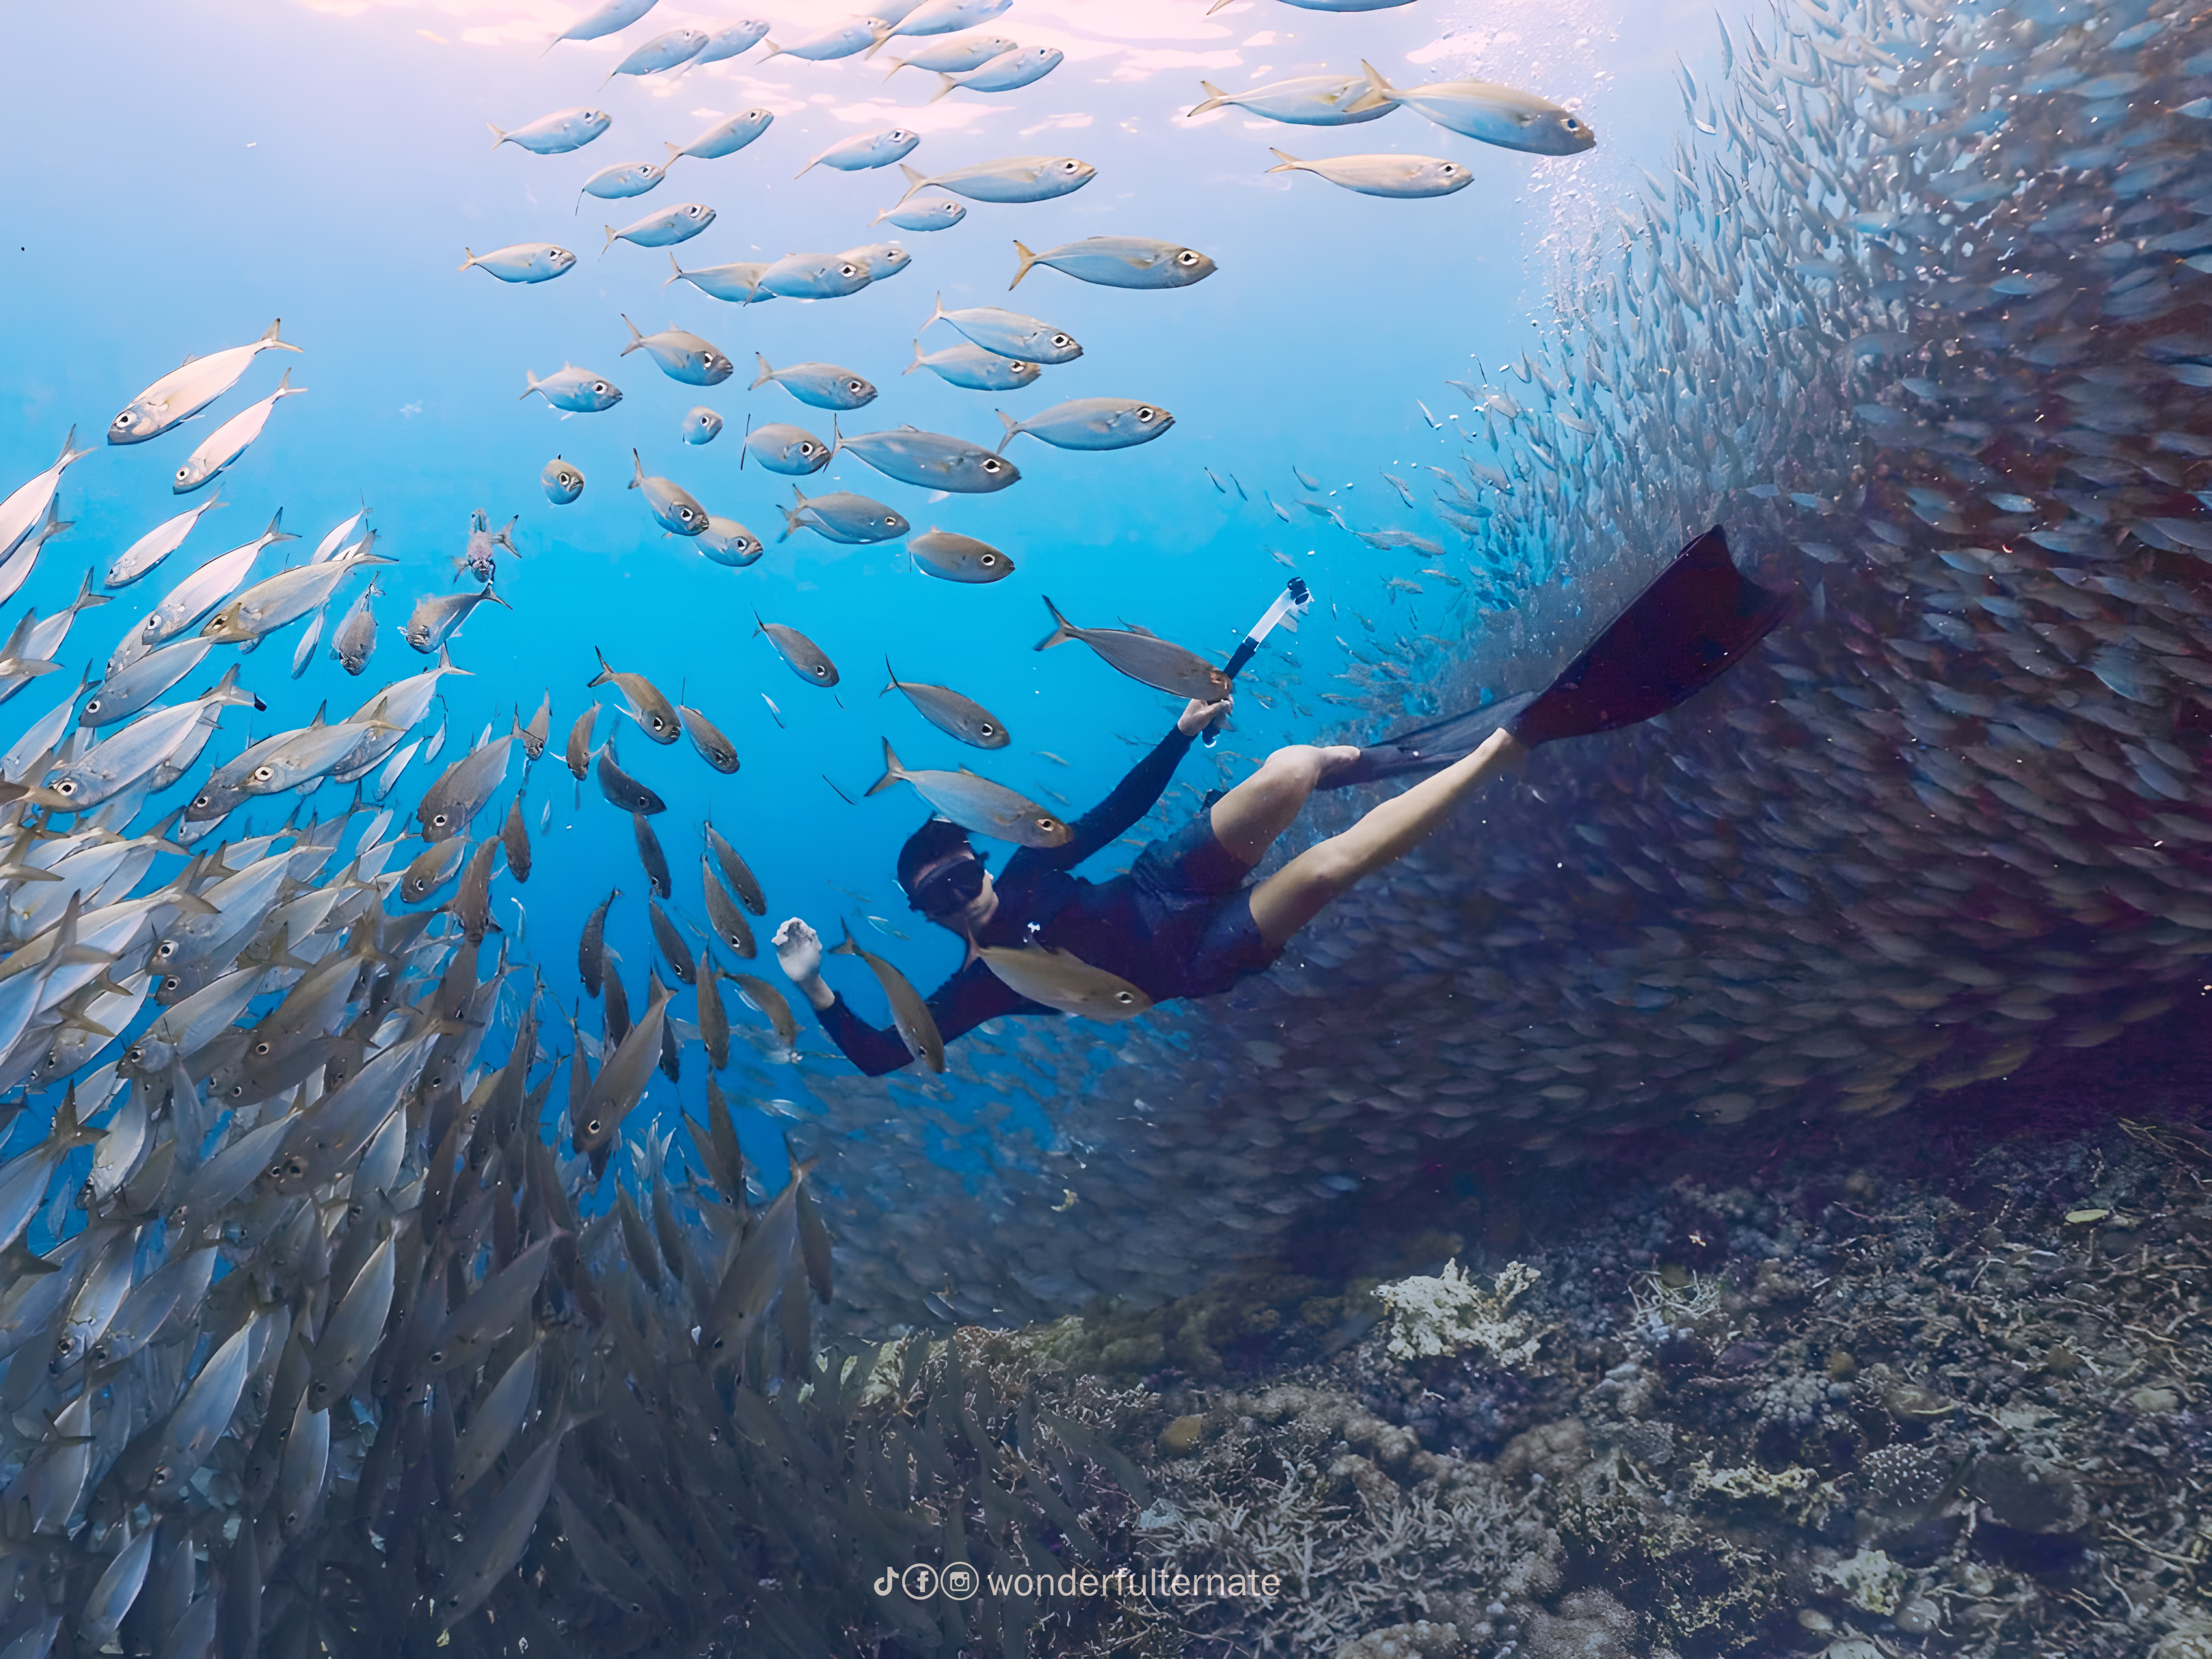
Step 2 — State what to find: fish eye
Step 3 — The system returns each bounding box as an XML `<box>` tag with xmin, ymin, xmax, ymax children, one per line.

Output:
<box><xmin>157</xmin><ymin>941</ymin><xmax>175</xmax><ymax>959</ymax></box>
<box><xmin>84</xmin><ymin>698</ymin><xmax>100</xmax><ymax>712</ymax></box>
<box><xmin>1060</xmin><ymin>160</ymin><xmax>1078</xmax><ymax>172</ymax></box>
<box><xmin>1566</xmin><ymin>117</ymin><xmax>1582</xmax><ymax>130</ymax></box>
<box><xmin>980</xmin><ymin>724</ymin><xmax>997</xmax><ymax>737</ymax></box>
<box><xmin>175</xmin><ymin>469</ymin><xmax>189</xmax><ymax>483</ymax></box>
<box><xmin>587</xmin><ymin>1118</ymin><xmax>602</xmax><ymax>1135</ymax></box>
<box><xmin>1177</xmin><ymin>250</ymin><xmax>1199</xmax><ymax>265</ymax></box>
<box><xmin>252</xmin><ymin>767</ymin><xmax>272</xmax><ymax>782</ymax></box>
<box><xmin>112</xmin><ymin>414</ymin><xmax>130</xmax><ymax>429</ymax></box>
<box><xmin>983</xmin><ymin>458</ymin><xmax>1003</xmax><ymax>473</ymax></box>
<box><xmin>1052</xmin><ymin>334</ymin><xmax>1073</xmax><ymax>348</ymax></box>
<box><xmin>55</xmin><ymin>780</ymin><xmax>74</xmax><ymax>795</ymax></box>
<box><xmin>981</xmin><ymin>553</ymin><xmax>998</xmax><ymax>567</ymax></box>
<box><xmin>164</xmin><ymin>977</ymin><xmax>180</xmax><ymax>992</ymax></box>
<box><xmin>1137</xmin><ymin>407</ymin><xmax>1157</xmax><ymax>422</ymax></box>
<box><xmin>594</xmin><ymin>382</ymin><xmax>609</xmax><ymax>394</ymax></box>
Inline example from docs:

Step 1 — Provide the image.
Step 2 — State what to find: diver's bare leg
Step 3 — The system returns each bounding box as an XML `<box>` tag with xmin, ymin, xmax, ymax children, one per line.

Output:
<box><xmin>1206</xmin><ymin>744</ymin><xmax>1363</xmax><ymax>866</ymax></box>
<box><xmin>1248</xmin><ymin>727</ymin><xmax>1524</xmax><ymax>948</ymax></box>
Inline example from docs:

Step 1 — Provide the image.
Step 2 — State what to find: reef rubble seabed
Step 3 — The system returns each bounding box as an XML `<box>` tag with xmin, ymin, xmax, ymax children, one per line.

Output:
<box><xmin>885</xmin><ymin>1007</ymin><xmax>2212</xmax><ymax>1659</ymax></box>
<box><xmin>786</xmin><ymin>0</ymin><xmax>2212</xmax><ymax>1339</ymax></box>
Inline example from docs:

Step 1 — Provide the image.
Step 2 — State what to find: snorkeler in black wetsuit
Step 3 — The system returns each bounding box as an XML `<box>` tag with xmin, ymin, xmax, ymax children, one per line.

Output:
<box><xmin>775</xmin><ymin>527</ymin><xmax>1791</xmax><ymax>1077</ymax></box>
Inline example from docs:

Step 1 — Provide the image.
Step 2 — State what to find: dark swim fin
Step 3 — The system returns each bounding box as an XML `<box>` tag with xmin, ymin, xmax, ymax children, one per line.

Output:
<box><xmin>1318</xmin><ymin>693</ymin><xmax>1536</xmax><ymax>789</ymax></box>
<box><xmin>1504</xmin><ymin>526</ymin><xmax>1790</xmax><ymax>747</ymax></box>
<box><xmin>1321</xmin><ymin>526</ymin><xmax>1789</xmax><ymax>786</ymax></box>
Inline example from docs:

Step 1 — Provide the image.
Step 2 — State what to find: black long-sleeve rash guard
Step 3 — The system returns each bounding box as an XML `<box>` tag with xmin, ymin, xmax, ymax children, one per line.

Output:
<box><xmin>817</xmin><ymin>725</ymin><xmax>1198</xmax><ymax>1076</ymax></box>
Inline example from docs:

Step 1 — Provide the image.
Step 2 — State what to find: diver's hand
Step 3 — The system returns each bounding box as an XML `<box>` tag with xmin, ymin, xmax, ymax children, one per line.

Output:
<box><xmin>773</xmin><ymin>918</ymin><xmax>835</xmax><ymax>1011</ymax></box>
<box><xmin>1178</xmin><ymin>694</ymin><xmax>1232</xmax><ymax>736</ymax></box>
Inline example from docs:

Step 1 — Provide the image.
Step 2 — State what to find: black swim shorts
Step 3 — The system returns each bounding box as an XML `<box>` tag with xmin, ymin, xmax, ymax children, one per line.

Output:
<box><xmin>1127</xmin><ymin>814</ymin><xmax>1283</xmax><ymax>1000</ymax></box>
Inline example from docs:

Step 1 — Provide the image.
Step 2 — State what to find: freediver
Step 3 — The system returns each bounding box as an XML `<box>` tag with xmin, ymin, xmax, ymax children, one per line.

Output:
<box><xmin>774</xmin><ymin>527</ymin><xmax>1791</xmax><ymax>1076</ymax></box>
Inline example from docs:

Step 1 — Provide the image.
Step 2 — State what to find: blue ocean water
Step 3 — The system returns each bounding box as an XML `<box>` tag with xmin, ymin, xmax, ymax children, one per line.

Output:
<box><xmin>3</xmin><ymin>0</ymin><xmax>1698</xmax><ymax>1181</ymax></box>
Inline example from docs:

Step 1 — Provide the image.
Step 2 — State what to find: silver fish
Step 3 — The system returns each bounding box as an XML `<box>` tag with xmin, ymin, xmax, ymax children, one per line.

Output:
<box><xmin>1266</xmin><ymin>147</ymin><xmax>1473</xmax><ymax>198</ymax></box>
<box><xmin>761</xmin><ymin>18</ymin><xmax>891</xmax><ymax>62</ymax></box>
<box><xmin>997</xmin><ymin>397</ymin><xmax>1173</xmax><ymax>452</ymax></box>
<box><xmin>691</xmin><ymin>23</ymin><xmax>770</xmax><ymax>67</ymax></box>
<box><xmin>619</xmin><ymin>315</ymin><xmax>732</xmax><ymax>385</ymax></box>
<box><xmin>831</xmin><ymin>919</ymin><xmax>944</xmax><ymax>1073</ymax></box>
<box><xmin>78</xmin><ymin>637</ymin><xmax>213</xmax><ymax>729</ymax></box>
<box><xmin>126</xmin><ymin>512</ymin><xmax>294</xmax><ymax>658</ymax></box>
<box><xmin>696</xmin><ymin>516</ymin><xmax>765</xmax><ymax>567</ymax></box>
<box><xmin>744</xmin><ymin>422</ymin><xmax>832</xmax><ymax>475</ymax></box>
<box><xmin>603</xmin><ymin>202</ymin><xmax>715</xmax><ymax>252</ymax></box>
<box><xmin>932</xmin><ymin>44</ymin><xmax>1061</xmax><ymax>99</ymax></box>
<box><xmin>666</xmin><ymin>107</ymin><xmax>773</xmax><ymax>164</ymax></box>
<box><xmin>521</xmin><ymin>365</ymin><xmax>622</xmax><ymax>413</ymax></box>
<box><xmin>1188</xmin><ymin>73</ymin><xmax>1398</xmax><ymax>125</ymax></box>
<box><xmin>1010</xmin><ymin>235</ymin><xmax>1215</xmax><ymax>289</ymax></box>
<box><xmin>201</xmin><ymin>548</ymin><xmax>392</xmax><ymax>645</ymax></box>
<box><xmin>755</xmin><ymin>617</ymin><xmax>840</xmax><ymax>686</ymax></box>
<box><xmin>680</xmin><ymin>704</ymin><xmax>740</xmax><ymax>772</ymax></box>
<box><xmin>760</xmin><ymin>251</ymin><xmax>869</xmax><ymax>300</ymax></box>
<box><xmin>840</xmin><ymin>242</ymin><xmax>913</xmax><ymax>282</ymax></box>
<box><xmin>402</xmin><ymin>585</ymin><xmax>510</xmax><ymax>653</ymax></box>
<box><xmin>587</xmin><ymin>649</ymin><xmax>680</xmax><ymax>744</ymax></box>
<box><xmin>604</xmin><ymin>27</ymin><xmax>707</xmax><ymax>82</ymax></box>
<box><xmin>172</xmin><ymin>369</ymin><xmax>306</xmax><ymax>494</ymax></box>
<box><xmin>577</xmin><ymin>158</ymin><xmax>671</xmax><ymax>206</ymax></box>
<box><xmin>832</xmin><ymin>423</ymin><xmax>1018</xmax><ymax>493</ymax></box>
<box><xmin>865</xmin><ymin>738</ymin><xmax>1067</xmax><ymax>848</ymax></box>
<box><xmin>628</xmin><ymin>451</ymin><xmax>708</xmax><ymax>536</ymax></box>
<box><xmin>417</xmin><ymin>734</ymin><xmax>512</xmax><ymax>841</ymax></box>
<box><xmin>884</xmin><ymin>659</ymin><xmax>1009</xmax><ymax>747</ymax></box>
<box><xmin>458</xmin><ymin>243</ymin><xmax>576</xmax><ymax>283</ymax></box>
<box><xmin>974</xmin><ymin>943</ymin><xmax>1152</xmax><ymax>1021</ymax></box>
<box><xmin>1033</xmin><ymin>595</ymin><xmax>1230</xmax><ymax>699</ymax></box>
<box><xmin>907</xmin><ymin>528</ymin><xmax>1014</xmax><ymax>583</ymax></box>
<box><xmin>798</xmin><ymin>128</ymin><xmax>920</xmax><ymax>177</ymax></box>
<box><xmin>880</xmin><ymin>35</ymin><xmax>1014</xmax><ymax>76</ymax></box>
<box><xmin>682</xmin><ymin>407</ymin><xmax>723</xmax><ymax>444</ymax></box>
<box><xmin>895</xmin><ymin>153</ymin><xmax>1094</xmax><ymax>205</ymax></box>
<box><xmin>780</xmin><ymin>485</ymin><xmax>908</xmax><ymax>545</ymax></box>
<box><xmin>487</xmin><ymin>106</ymin><xmax>611</xmax><ymax>153</ymax></box>
<box><xmin>1348</xmin><ymin>60</ymin><xmax>1597</xmax><ymax>156</ymax></box>
<box><xmin>329</xmin><ymin>577</ymin><xmax>381</xmax><ymax>675</ymax></box>
<box><xmin>922</xmin><ymin>293</ymin><xmax>1082</xmax><ymax>363</ymax></box>
<box><xmin>906</xmin><ymin>338</ymin><xmax>1040</xmax><ymax>390</ymax></box>
<box><xmin>104</xmin><ymin>497</ymin><xmax>225</xmax><ymax>589</ymax></box>
<box><xmin>543</xmin><ymin>0</ymin><xmax>657</xmax><ymax>52</ymax></box>
<box><xmin>664</xmin><ymin>254</ymin><xmax>777</xmax><ymax>304</ymax></box>
<box><xmin>871</xmin><ymin>198</ymin><xmax>967</xmax><ymax>232</ymax></box>
<box><xmin>751</xmin><ymin>355</ymin><xmax>876</xmax><ymax>411</ymax></box>
<box><xmin>542</xmin><ymin>455</ymin><xmax>586</xmax><ymax>503</ymax></box>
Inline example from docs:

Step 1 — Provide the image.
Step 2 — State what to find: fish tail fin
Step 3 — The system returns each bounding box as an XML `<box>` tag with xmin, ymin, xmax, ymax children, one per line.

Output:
<box><xmin>1265</xmin><ymin>148</ymin><xmax>1302</xmax><ymax>173</ymax></box>
<box><xmin>1034</xmin><ymin>596</ymin><xmax>1076</xmax><ymax>652</ymax></box>
<box><xmin>793</xmin><ymin>154</ymin><xmax>818</xmax><ymax>180</ymax></box>
<box><xmin>628</xmin><ymin>448</ymin><xmax>644</xmax><ymax>489</ymax></box>
<box><xmin>520</xmin><ymin>372</ymin><xmax>542</xmax><ymax>400</ymax></box>
<box><xmin>619</xmin><ymin>314</ymin><xmax>644</xmax><ymax>354</ymax></box>
<box><xmin>930</xmin><ymin>72</ymin><xmax>956</xmax><ymax>104</ymax></box>
<box><xmin>758</xmin><ymin>39</ymin><xmax>782</xmax><ymax>61</ymax></box>
<box><xmin>664</xmin><ymin>140</ymin><xmax>683</xmax><ymax>170</ymax></box>
<box><xmin>895</xmin><ymin>161</ymin><xmax>929</xmax><ymax>204</ymax></box>
<box><xmin>588</xmin><ymin>646</ymin><xmax>614</xmax><ymax>689</ymax></box>
<box><xmin>831</xmin><ymin>919</ymin><xmax>858</xmax><ymax>955</ymax></box>
<box><xmin>881</xmin><ymin>656</ymin><xmax>899</xmax><ymax>695</ymax></box>
<box><xmin>262</xmin><ymin>319</ymin><xmax>301</xmax><ymax>354</ymax></box>
<box><xmin>1009</xmin><ymin>240</ymin><xmax>1039</xmax><ymax>289</ymax></box>
<box><xmin>602</xmin><ymin>225</ymin><xmax>617</xmax><ymax>254</ymax></box>
<box><xmin>750</xmin><ymin>353</ymin><xmax>774</xmax><ymax>390</ymax></box>
<box><xmin>457</xmin><ymin>247</ymin><xmax>478</xmax><ymax>273</ymax></box>
<box><xmin>264</xmin><ymin>509</ymin><xmax>295</xmax><ymax>545</ymax></box>
<box><xmin>828</xmin><ymin>415</ymin><xmax>844</xmax><ymax>461</ymax></box>
<box><xmin>662</xmin><ymin>252</ymin><xmax>685</xmax><ymax>289</ymax></box>
<box><xmin>484</xmin><ymin>585</ymin><xmax>512</xmax><ymax>610</ymax></box>
<box><xmin>1190</xmin><ymin>80</ymin><xmax>1231</xmax><ymax>117</ymax></box>
<box><xmin>1205</xmin><ymin>0</ymin><xmax>1237</xmax><ymax>11</ymax></box>
<box><xmin>880</xmin><ymin>56</ymin><xmax>906</xmax><ymax>82</ymax></box>
<box><xmin>864</xmin><ymin>738</ymin><xmax>904</xmax><ymax>797</ymax></box>
<box><xmin>861</xmin><ymin>23</ymin><xmax>896</xmax><ymax>59</ymax></box>
<box><xmin>903</xmin><ymin>338</ymin><xmax>925</xmax><ymax>375</ymax></box>
<box><xmin>439</xmin><ymin>645</ymin><xmax>473</xmax><ymax>677</ymax></box>
<box><xmin>1347</xmin><ymin>58</ymin><xmax>1398</xmax><ymax>112</ymax></box>
<box><xmin>486</xmin><ymin>123</ymin><xmax>507</xmax><ymax>150</ymax></box>
<box><xmin>994</xmin><ymin>409</ymin><xmax>1020</xmax><ymax>455</ymax></box>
